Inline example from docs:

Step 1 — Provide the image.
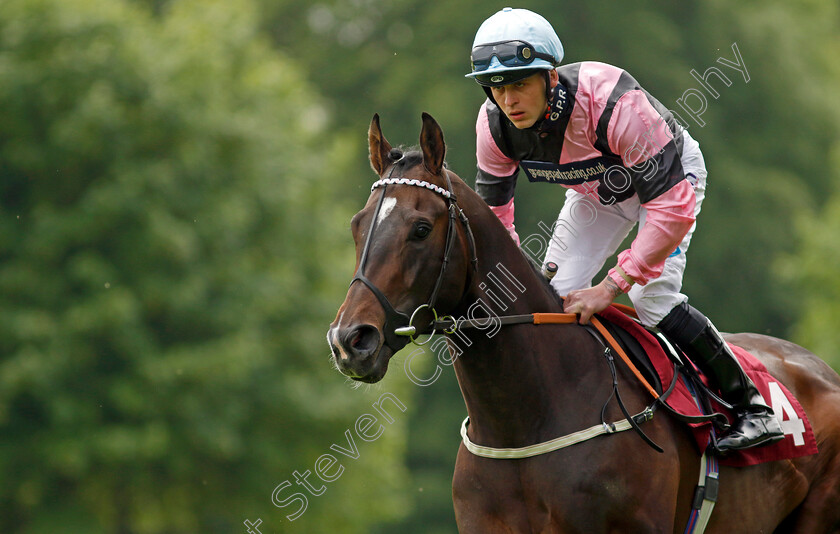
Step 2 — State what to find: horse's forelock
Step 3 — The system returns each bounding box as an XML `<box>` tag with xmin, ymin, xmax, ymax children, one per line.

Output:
<box><xmin>391</xmin><ymin>148</ymin><xmax>423</xmax><ymax>170</ymax></box>
<box><xmin>386</xmin><ymin>147</ymin><xmax>448</xmax><ymax>178</ymax></box>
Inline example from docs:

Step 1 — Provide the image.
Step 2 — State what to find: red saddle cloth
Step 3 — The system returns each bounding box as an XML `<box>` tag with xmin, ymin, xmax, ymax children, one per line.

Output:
<box><xmin>598</xmin><ymin>305</ymin><xmax>819</xmax><ymax>467</ymax></box>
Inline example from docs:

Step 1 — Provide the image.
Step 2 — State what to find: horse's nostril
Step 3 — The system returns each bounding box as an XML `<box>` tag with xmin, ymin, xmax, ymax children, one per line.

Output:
<box><xmin>340</xmin><ymin>325</ymin><xmax>380</xmax><ymax>357</ymax></box>
<box><xmin>350</xmin><ymin>330</ymin><xmax>363</xmax><ymax>348</ymax></box>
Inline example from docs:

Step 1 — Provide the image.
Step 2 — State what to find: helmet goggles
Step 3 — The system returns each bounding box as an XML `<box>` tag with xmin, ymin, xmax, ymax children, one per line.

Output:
<box><xmin>470</xmin><ymin>40</ymin><xmax>557</xmax><ymax>72</ymax></box>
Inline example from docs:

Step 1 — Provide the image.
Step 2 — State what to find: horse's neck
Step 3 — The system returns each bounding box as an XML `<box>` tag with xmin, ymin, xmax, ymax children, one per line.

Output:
<box><xmin>448</xmin><ymin>199</ymin><xmax>598</xmax><ymax>445</ymax></box>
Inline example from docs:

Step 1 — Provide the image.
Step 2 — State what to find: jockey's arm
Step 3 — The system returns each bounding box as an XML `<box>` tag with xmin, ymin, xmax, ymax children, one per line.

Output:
<box><xmin>605</xmin><ymin>89</ymin><xmax>697</xmax><ymax>293</ymax></box>
<box><xmin>566</xmin><ymin>90</ymin><xmax>697</xmax><ymax>323</ymax></box>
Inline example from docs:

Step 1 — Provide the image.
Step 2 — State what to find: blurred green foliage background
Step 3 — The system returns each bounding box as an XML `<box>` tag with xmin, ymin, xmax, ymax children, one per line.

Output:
<box><xmin>0</xmin><ymin>0</ymin><xmax>838</xmax><ymax>532</ymax></box>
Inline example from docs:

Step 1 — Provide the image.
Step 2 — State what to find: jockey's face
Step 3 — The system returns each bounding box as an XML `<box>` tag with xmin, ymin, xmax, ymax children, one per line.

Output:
<box><xmin>490</xmin><ymin>70</ymin><xmax>558</xmax><ymax>129</ymax></box>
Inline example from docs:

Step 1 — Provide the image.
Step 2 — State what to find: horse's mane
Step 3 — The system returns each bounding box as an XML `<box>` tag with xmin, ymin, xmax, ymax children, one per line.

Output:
<box><xmin>520</xmin><ymin>248</ymin><xmax>565</xmax><ymax>308</ymax></box>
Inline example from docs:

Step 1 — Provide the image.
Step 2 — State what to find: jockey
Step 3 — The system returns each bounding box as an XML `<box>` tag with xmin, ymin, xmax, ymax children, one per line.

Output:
<box><xmin>466</xmin><ymin>7</ymin><xmax>783</xmax><ymax>453</ymax></box>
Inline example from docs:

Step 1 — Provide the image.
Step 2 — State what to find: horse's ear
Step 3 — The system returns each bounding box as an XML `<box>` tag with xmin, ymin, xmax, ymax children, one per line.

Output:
<box><xmin>368</xmin><ymin>113</ymin><xmax>393</xmax><ymax>176</ymax></box>
<box><xmin>420</xmin><ymin>112</ymin><xmax>446</xmax><ymax>176</ymax></box>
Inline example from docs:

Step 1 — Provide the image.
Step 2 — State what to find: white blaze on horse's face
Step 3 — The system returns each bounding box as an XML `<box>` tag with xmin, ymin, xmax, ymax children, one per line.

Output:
<box><xmin>327</xmin><ymin>310</ymin><xmax>351</xmax><ymax>361</ymax></box>
<box><xmin>376</xmin><ymin>197</ymin><xmax>397</xmax><ymax>226</ymax></box>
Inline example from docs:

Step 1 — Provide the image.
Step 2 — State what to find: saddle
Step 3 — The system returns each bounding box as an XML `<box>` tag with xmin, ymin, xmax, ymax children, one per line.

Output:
<box><xmin>594</xmin><ymin>304</ymin><xmax>818</xmax><ymax>467</ymax></box>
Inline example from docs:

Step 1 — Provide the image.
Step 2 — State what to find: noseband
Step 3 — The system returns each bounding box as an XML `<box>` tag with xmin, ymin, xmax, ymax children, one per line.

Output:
<box><xmin>350</xmin><ymin>164</ymin><xmax>478</xmax><ymax>352</ymax></box>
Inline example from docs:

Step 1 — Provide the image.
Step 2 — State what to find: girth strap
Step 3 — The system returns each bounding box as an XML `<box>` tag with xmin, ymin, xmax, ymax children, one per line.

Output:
<box><xmin>460</xmin><ymin>409</ymin><xmax>650</xmax><ymax>459</ymax></box>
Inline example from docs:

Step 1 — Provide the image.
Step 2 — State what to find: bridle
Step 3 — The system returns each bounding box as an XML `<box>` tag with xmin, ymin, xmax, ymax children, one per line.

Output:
<box><xmin>350</xmin><ymin>162</ymin><xmax>478</xmax><ymax>352</ymax></box>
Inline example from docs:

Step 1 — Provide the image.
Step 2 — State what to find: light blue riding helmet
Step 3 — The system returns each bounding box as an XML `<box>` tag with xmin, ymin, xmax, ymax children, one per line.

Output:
<box><xmin>466</xmin><ymin>7</ymin><xmax>564</xmax><ymax>87</ymax></box>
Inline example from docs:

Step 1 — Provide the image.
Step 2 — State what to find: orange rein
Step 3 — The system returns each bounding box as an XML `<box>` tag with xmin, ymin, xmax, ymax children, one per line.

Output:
<box><xmin>534</xmin><ymin>305</ymin><xmax>659</xmax><ymax>400</ymax></box>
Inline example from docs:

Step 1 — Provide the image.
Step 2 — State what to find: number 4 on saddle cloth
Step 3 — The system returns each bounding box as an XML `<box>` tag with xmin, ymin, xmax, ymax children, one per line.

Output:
<box><xmin>596</xmin><ymin>305</ymin><xmax>819</xmax><ymax>467</ymax></box>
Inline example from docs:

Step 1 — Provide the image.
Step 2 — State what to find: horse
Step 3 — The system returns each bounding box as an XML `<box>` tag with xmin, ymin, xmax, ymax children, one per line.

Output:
<box><xmin>327</xmin><ymin>112</ymin><xmax>840</xmax><ymax>533</ymax></box>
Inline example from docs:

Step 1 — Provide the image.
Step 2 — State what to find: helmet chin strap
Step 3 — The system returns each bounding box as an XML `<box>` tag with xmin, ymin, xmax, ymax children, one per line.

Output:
<box><xmin>482</xmin><ymin>86</ymin><xmax>496</xmax><ymax>106</ymax></box>
<box><xmin>544</xmin><ymin>70</ymin><xmax>552</xmax><ymax>102</ymax></box>
<box><xmin>537</xmin><ymin>78</ymin><xmax>571</xmax><ymax>133</ymax></box>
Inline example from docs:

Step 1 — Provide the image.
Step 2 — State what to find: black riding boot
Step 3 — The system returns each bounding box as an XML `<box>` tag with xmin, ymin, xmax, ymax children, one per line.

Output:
<box><xmin>658</xmin><ymin>302</ymin><xmax>784</xmax><ymax>452</ymax></box>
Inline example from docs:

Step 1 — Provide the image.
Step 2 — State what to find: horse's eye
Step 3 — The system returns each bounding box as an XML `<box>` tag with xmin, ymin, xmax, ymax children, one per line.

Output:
<box><xmin>412</xmin><ymin>222</ymin><xmax>433</xmax><ymax>240</ymax></box>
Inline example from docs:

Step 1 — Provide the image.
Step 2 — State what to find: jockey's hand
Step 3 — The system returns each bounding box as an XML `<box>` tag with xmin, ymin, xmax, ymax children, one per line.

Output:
<box><xmin>563</xmin><ymin>276</ymin><xmax>624</xmax><ymax>324</ymax></box>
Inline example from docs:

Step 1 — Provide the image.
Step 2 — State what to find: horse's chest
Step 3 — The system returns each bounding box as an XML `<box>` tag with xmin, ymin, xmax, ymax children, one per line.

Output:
<box><xmin>453</xmin><ymin>450</ymin><xmax>654</xmax><ymax>533</ymax></box>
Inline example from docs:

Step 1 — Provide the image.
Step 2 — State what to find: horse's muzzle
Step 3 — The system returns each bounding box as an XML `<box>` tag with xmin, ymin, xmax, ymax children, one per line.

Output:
<box><xmin>328</xmin><ymin>323</ymin><xmax>388</xmax><ymax>382</ymax></box>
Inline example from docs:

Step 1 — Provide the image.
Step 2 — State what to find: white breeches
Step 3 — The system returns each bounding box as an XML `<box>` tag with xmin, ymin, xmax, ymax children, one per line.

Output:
<box><xmin>542</xmin><ymin>131</ymin><xmax>707</xmax><ymax>327</ymax></box>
